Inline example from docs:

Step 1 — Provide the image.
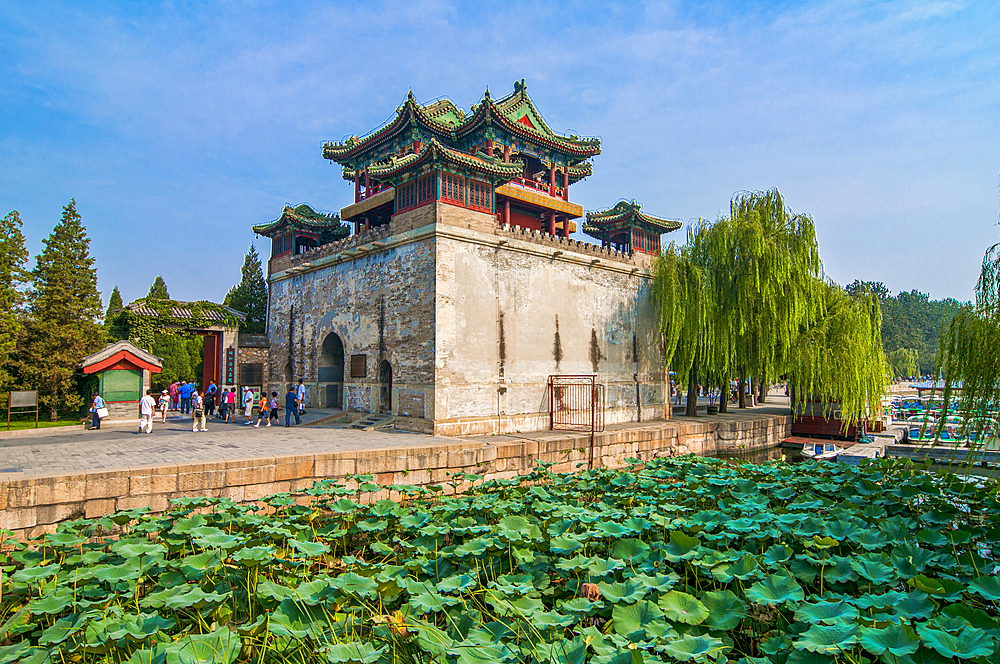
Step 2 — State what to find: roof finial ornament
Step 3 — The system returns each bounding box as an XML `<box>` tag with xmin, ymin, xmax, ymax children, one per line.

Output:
<box><xmin>484</xmin><ymin>87</ymin><xmax>491</xmax><ymax>101</ymax></box>
<box><xmin>514</xmin><ymin>78</ymin><xmax>526</xmax><ymax>93</ymax></box>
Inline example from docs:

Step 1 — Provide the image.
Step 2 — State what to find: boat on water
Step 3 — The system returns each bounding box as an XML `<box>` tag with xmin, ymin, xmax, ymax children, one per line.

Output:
<box><xmin>802</xmin><ymin>441</ymin><xmax>845</xmax><ymax>461</ymax></box>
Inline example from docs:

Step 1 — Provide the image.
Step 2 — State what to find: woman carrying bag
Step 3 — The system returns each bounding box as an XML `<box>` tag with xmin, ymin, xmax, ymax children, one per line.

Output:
<box><xmin>90</xmin><ymin>393</ymin><xmax>107</xmax><ymax>430</ymax></box>
<box><xmin>191</xmin><ymin>390</ymin><xmax>207</xmax><ymax>432</ymax></box>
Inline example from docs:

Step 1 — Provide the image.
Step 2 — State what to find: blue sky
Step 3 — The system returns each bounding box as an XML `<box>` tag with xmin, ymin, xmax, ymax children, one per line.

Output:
<box><xmin>1</xmin><ymin>0</ymin><xmax>997</xmax><ymax>305</ymax></box>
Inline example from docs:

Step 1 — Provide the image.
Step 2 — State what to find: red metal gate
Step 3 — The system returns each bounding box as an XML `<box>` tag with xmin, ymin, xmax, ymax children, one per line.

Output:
<box><xmin>549</xmin><ymin>375</ymin><xmax>605</xmax><ymax>433</ymax></box>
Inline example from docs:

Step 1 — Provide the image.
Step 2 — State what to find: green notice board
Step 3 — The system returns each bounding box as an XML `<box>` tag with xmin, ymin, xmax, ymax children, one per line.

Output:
<box><xmin>101</xmin><ymin>369</ymin><xmax>142</xmax><ymax>402</ymax></box>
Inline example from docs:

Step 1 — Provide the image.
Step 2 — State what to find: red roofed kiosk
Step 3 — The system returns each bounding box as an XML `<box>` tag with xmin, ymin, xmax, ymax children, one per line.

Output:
<box><xmin>80</xmin><ymin>341</ymin><xmax>163</xmax><ymax>424</ymax></box>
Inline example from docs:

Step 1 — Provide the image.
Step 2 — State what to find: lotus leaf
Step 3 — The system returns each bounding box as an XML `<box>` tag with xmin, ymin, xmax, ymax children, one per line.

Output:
<box><xmin>111</xmin><ymin>540</ymin><xmax>167</xmax><ymax>559</ymax></box>
<box><xmin>127</xmin><ymin>643</ymin><xmax>167</xmax><ymax>664</ymax></box>
<box><xmin>746</xmin><ymin>573</ymin><xmax>805</xmax><ymax>605</ymax></box>
<box><xmin>893</xmin><ymin>590</ymin><xmax>935</xmax><ymax>620</ymax></box>
<box><xmin>177</xmin><ymin>551</ymin><xmax>222</xmax><ymax>579</ymax></box>
<box><xmin>231</xmin><ymin>545</ymin><xmax>274</xmax><ymax>567</ymax></box>
<box><xmin>859</xmin><ymin>622</ymin><xmax>921</xmax><ymax>656</ymax></box>
<box><xmin>587</xmin><ymin>557</ymin><xmax>625</xmax><ymax>577</ymax></box>
<box><xmin>916</xmin><ymin>623</ymin><xmax>997</xmax><ymax>659</ymax></box>
<box><xmin>657</xmin><ymin>633</ymin><xmax>727</xmax><ymax>662</ymax></box>
<box><xmin>792</xmin><ymin>623</ymin><xmax>859</xmax><ymax>653</ymax></box>
<box><xmin>38</xmin><ymin>610</ymin><xmax>97</xmax><ymax>646</ymax></box>
<box><xmin>819</xmin><ymin>555</ymin><xmax>858</xmax><ymax>584</ymax></box>
<box><xmin>289</xmin><ymin>539</ymin><xmax>331</xmax><ymax>557</ymax></box>
<box><xmin>551</xmin><ymin>535</ymin><xmax>583</xmax><ymax>554</ymax></box>
<box><xmin>612</xmin><ymin>599</ymin><xmax>666</xmax><ymax>639</ymax></box>
<box><xmin>410</xmin><ymin>589</ymin><xmax>461</xmax><ymax>614</ymax></box>
<box><xmin>850</xmin><ymin>553</ymin><xmax>898</xmax><ymax>584</ymax></box>
<box><xmin>701</xmin><ymin>589</ymin><xmax>747</xmax><ymax>630</ymax></box>
<box><xmin>596</xmin><ymin>580</ymin><xmax>646</xmax><ymax>604</ymax></box>
<box><xmin>28</xmin><ymin>587</ymin><xmax>74</xmax><ymax>614</ymax></box>
<box><xmin>762</xmin><ymin>544</ymin><xmax>793</xmax><ymax>566</ymax></box>
<box><xmin>560</xmin><ymin>597</ymin><xmax>603</xmax><ymax>613</ymax></box>
<box><xmin>536</xmin><ymin>636</ymin><xmax>590</xmax><ymax>664</ymax></box>
<box><xmin>595</xmin><ymin>521</ymin><xmax>631</xmax><ymax>538</ymax></box>
<box><xmin>438</xmin><ymin>573</ymin><xmax>477</xmax><ymax>594</ymax></box>
<box><xmin>450</xmin><ymin>642</ymin><xmax>516</xmax><ymax>664</ymax></box>
<box><xmin>324</xmin><ymin>642</ymin><xmax>386</xmax><ymax>663</ymax></box>
<box><xmin>497</xmin><ymin>515</ymin><xmax>543</xmax><ymax>541</ymax></box>
<box><xmin>658</xmin><ymin>590</ymin><xmax>710</xmax><ymax>625</ymax></box>
<box><xmin>165</xmin><ymin>626</ymin><xmax>240</xmax><ymax>664</ymax></box>
<box><xmin>663</xmin><ymin>531</ymin><xmax>701</xmax><ymax>561</ymax></box>
<box><xmin>969</xmin><ymin>575</ymin><xmax>1000</xmax><ymax>601</ymax></box>
<box><xmin>11</xmin><ymin>563</ymin><xmax>60</xmax><ymax>582</ymax></box>
<box><xmin>612</xmin><ymin>538</ymin><xmax>650</xmax><ymax>562</ymax></box>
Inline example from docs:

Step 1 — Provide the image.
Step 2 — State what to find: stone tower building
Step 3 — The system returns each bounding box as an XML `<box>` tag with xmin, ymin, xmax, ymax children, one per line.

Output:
<box><xmin>255</xmin><ymin>83</ymin><xmax>680</xmax><ymax>435</ymax></box>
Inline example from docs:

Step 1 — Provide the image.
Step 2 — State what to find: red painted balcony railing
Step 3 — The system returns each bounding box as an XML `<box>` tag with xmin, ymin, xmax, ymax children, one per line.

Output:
<box><xmin>509</xmin><ymin>177</ymin><xmax>566</xmax><ymax>200</ymax></box>
<box><xmin>357</xmin><ymin>182</ymin><xmax>391</xmax><ymax>202</ymax></box>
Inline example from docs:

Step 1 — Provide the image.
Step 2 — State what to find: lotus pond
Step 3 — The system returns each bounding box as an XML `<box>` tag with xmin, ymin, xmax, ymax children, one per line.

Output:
<box><xmin>2</xmin><ymin>456</ymin><xmax>999</xmax><ymax>664</ymax></box>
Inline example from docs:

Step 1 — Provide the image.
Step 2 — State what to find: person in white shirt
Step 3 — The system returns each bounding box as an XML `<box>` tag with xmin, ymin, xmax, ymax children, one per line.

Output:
<box><xmin>296</xmin><ymin>379</ymin><xmax>306</xmax><ymax>415</ymax></box>
<box><xmin>242</xmin><ymin>387</ymin><xmax>255</xmax><ymax>423</ymax></box>
<box><xmin>138</xmin><ymin>390</ymin><xmax>157</xmax><ymax>434</ymax></box>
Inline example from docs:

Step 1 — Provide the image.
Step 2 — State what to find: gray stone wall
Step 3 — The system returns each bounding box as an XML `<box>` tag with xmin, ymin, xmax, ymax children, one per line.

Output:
<box><xmin>265</xmin><ymin>200</ymin><xmax>668</xmax><ymax>435</ymax></box>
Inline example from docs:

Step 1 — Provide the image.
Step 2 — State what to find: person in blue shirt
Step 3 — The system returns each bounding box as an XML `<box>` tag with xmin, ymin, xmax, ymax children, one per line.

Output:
<box><xmin>285</xmin><ymin>387</ymin><xmax>300</xmax><ymax>427</ymax></box>
<box><xmin>90</xmin><ymin>393</ymin><xmax>105</xmax><ymax>430</ymax></box>
<box><xmin>179</xmin><ymin>381</ymin><xmax>194</xmax><ymax>415</ymax></box>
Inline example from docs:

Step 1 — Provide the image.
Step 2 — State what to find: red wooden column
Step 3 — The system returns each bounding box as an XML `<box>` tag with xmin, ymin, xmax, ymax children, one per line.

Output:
<box><xmin>503</xmin><ymin>144</ymin><xmax>511</xmax><ymax>162</ymax></box>
<box><xmin>486</xmin><ymin>138</ymin><xmax>494</xmax><ymax>157</ymax></box>
<box><xmin>504</xmin><ymin>199</ymin><xmax>511</xmax><ymax>226</ymax></box>
<box><xmin>354</xmin><ymin>172</ymin><xmax>361</xmax><ymax>203</ymax></box>
<box><xmin>364</xmin><ymin>170</ymin><xmax>371</xmax><ymax>198</ymax></box>
<box><xmin>548</xmin><ymin>167</ymin><xmax>555</xmax><ymax>197</ymax></box>
<box><xmin>562</xmin><ymin>169</ymin><xmax>569</xmax><ymax>201</ymax></box>
<box><xmin>364</xmin><ymin>216</ymin><xmax>370</xmax><ymax>232</ymax></box>
<box><xmin>547</xmin><ymin>212</ymin><xmax>556</xmax><ymax>235</ymax></box>
<box><xmin>561</xmin><ymin>216</ymin><xmax>570</xmax><ymax>238</ymax></box>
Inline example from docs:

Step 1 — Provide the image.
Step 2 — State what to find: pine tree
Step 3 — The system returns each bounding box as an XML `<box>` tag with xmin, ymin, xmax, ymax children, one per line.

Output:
<box><xmin>104</xmin><ymin>286</ymin><xmax>123</xmax><ymax>325</ymax></box>
<box><xmin>147</xmin><ymin>275</ymin><xmax>170</xmax><ymax>300</ymax></box>
<box><xmin>19</xmin><ymin>200</ymin><xmax>104</xmax><ymax>420</ymax></box>
<box><xmin>223</xmin><ymin>245</ymin><xmax>268</xmax><ymax>334</ymax></box>
<box><xmin>0</xmin><ymin>211</ymin><xmax>29</xmax><ymax>394</ymax></box>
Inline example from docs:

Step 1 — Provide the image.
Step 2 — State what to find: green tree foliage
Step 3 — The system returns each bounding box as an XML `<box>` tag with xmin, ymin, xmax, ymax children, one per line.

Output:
<box><xmin>147</xmin><ymin>275</ymin><xmax>169</xmax><ymax>299</ymax></box>
<box><xmin>151</xmin><ymin>334</ymin><xmax>204</xmax><ymax>387</ymax></box>
<box><xmin>886</xmin><ymin>347</ymin><xmax>919</xmax><ymax>379</ymax></box>
<box><xmin>847</xmin><ymin>279</ymin><xmax>963</xmax><ymax>374</ymax></box>
<box><xmin>653</xmin><ymin>189</ymin><xmax>887</xmax><ymax>425</ymax></box>
<box><xmin>18</xmin><ymin>200</ymin><xmax>104</xmax><ymax>420</ymax></box>
<box><xmin>936</xmin><ymin>244</ymin><xmax>1000</xmax><ymax>431</ymax></box>
<box><xmin>223</xmin><ymin>244</ymin><xmax>268</xmax><ymax>334</ymax></box>
<box><xmin>104</xmin><ymin>285</ymin><xmax>123</xmax><ymax>326</ymax></box>
<box><xmin>786</xmin><ymin>281</ymin><xmax>890</xmax><ymax>427</ymax></box>
<box><xmin>0</xmin><ymin>210</ymin><xmax>30</xmax><ymax>395</ymax></box>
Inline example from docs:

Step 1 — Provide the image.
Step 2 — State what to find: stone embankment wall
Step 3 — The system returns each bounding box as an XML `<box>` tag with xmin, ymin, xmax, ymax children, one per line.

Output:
<box><xmin>0</xmin><ymin>414</ymin><xmax>789</xmax><ymax>540</ymax></box>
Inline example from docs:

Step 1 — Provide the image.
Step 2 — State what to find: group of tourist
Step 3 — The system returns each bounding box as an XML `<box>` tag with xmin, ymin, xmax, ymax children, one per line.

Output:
<box><xmin>88</xmin><ymin>379</ymin><xmax>309</xmax><ymax>434</ymax></box>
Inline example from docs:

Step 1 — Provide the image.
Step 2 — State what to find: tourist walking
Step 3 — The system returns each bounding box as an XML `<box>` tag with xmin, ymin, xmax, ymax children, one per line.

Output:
<box><xmin>285</xmin><ymin>386</ymin><xmax>300</xmax><ymax>426</ymax></box>
<box><xmin>158</xmin><ymin>390</ymin><xmax>170</xmax><ymax>422</ymax></box>
<box><xmin>179</xmin><ymin>380</ymin><xmax>194</xmax><ymax>414</ymax></box>
<box><xmin>168</xmin><ymin>381</ymin><xmax>179</xmax><ymax>410</ymax></box>
<box><xmin>242</xmin><ymin>386</ymin><xmax>255</xmax><ymax>424</ymax></box>
<box><xmin>268</xmin><ymin>391</ymin><xmax>279</xmax><ymax>426</ymax></box>
<box><xmin>207</xmin><ymin>380</ymin><xmax>217</xmax><ymax>402</ymax></box>
<box><xmin>191</xmin><ymin>391</ymin><xmax>207</xmax><ymax>431</ymax></box>
<box><xmin>296</xmin><ymin>379</ymin><xmax>306</xmax><ymax>415</ymax></box>
<box><xmin>139</xmin><ymin>389</ymin><xmax>156</xmax><ymax>434</ymax></box>
<box><xmin>224</xmin><ymin>388</ymin><xmax>237</xmax><ymax>423</ymax></box>
<box><xmin>204</xmin><ymin>389</ymin><xmax>216</xmax><ymax>421</ymax></box>
<box><xmin>253</xmin><ymin>391</ymin><xmax>269</xmax><ymax>427</ymax></box>
<box><xmin>89</xmin><ymin>393</ymin><xmax>106</xmax><ymax>430</ymax></box>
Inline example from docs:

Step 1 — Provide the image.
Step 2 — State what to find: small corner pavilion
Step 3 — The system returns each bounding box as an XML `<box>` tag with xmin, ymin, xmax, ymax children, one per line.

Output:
<box><xmin>583</xmin><ymin>200</ymin><xmax>682</xmax><ymax>254</ymax></box>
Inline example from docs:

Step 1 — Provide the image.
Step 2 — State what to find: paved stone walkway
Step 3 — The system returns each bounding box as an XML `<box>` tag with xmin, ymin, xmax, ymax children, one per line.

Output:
<box><xmin>0</xmin><ymin>398</ymin><xmax>795</xmax><ymax>477</ymax></box>
<box><xmin>0</xmin><ymin>410</ymin><xmax>458</xmax><ymax>476</ymax></box>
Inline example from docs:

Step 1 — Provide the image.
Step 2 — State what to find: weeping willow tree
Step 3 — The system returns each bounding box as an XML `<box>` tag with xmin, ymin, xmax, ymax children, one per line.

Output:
<box><xmin>653</xmin><ymin>188</ymin><xmax>888</xmax><ymax>423</ymax></box>
<box><xmin>934</xmin><ymin>244</ymin><xmax>1000</xmax><ymax>438</ymax></box>
<box><xmin>886</xmin><ymin>347</ymin><xmax>920</xmax><ymax>379</ymax></box>
<box><xmin>651</xmin><ymin>241</ymin><xmax>711</xmax><ymax>416</ymax></box>
<box><xmin>719</xmin><ymin>190</ymin><xmax>823</xmax><ymax>406</ymax></box>
<box><xmin>786</xmin><ymin>280</ymin><xmax>891</xmax><ymax>428</ymax></box>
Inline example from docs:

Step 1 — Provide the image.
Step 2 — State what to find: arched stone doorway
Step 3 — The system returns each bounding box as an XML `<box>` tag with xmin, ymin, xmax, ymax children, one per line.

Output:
<box><xmin>378</xmin><ymin>360</ymin><xmax>392</xmax><ymax>413</ymax></box>
<box><xmin>283</xmin><ymin>361</ymin><xmax>292</xmax><ymax>385</ymax></box>
<box><xmin>319</xmin><ymin>333</ymin><xmax>345</xmax><ymax>409</ymax></box>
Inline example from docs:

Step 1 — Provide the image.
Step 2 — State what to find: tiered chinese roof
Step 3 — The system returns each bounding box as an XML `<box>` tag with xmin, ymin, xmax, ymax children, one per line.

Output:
<box><xmin>323</xmin><ymin>81</ymin><xmax>601</xmax><ymax>175</ymax></box>
<box><xmin>252</xmin><ymin>204</ymin><xmax>349</xmax><ymax>243</ymax></box>
<box><xmin>584</xmin><ymin>201</ymin><xmax>681</xmax><ymax>238</ymax></box>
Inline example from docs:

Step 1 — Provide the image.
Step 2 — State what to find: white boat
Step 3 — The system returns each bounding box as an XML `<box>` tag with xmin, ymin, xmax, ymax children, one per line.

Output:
<box><xmin>802</xmin><ymin>441</ymin><xmax>845</xmax><ymax>461</ymax></box>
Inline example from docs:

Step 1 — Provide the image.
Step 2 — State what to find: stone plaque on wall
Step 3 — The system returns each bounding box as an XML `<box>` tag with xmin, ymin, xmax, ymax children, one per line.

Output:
<box><xmin>350</xmin><ymin>354</ymin><xmax>367</xmax><ymax>378</ymax></box>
